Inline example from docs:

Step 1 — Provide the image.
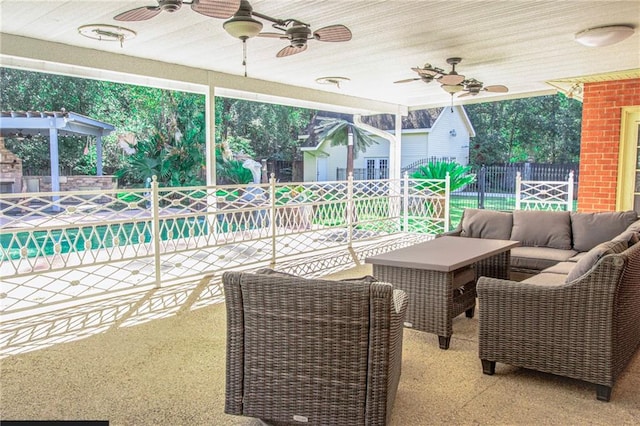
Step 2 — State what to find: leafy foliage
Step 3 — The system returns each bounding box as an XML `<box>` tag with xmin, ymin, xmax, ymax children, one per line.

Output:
<box><xmin>312</xmin><ymin>116</ymin><xmax>380</xmax><ymax>174</ymax></box>
<box><xmin>411</xmin><ymin>161</ymin><xmax>476</xmax><ymax>192</ymax></box>
<box><xmin>465</xmin><ymin>94</ymin><xmax>582</xmax><ymax>164</ymax></box>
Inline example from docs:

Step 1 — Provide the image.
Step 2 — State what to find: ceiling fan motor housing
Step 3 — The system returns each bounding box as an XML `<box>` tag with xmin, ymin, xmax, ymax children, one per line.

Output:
<box><xmin>159</xmin><ymin>0</ymin><xmax>182</xmax><ymax>12</ymax></box>
<box><xmin>288</xmin><ymin>25</ymin><xmax>312</xmax><ymax>47</ymax></box>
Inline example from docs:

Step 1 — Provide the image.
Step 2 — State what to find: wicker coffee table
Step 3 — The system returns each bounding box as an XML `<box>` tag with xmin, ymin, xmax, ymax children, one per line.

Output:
<box><xmin>365</xmin><ymin>236</ymin><xmax>519</xmax><ymax>349</ymax></box>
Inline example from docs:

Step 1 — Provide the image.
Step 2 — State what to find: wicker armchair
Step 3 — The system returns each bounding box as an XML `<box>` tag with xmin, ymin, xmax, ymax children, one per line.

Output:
<box><xmin>477</xmin><ymin>242</ymin><xmax>640</xmax><ymax>401</ymax></box>
<box><xmin>223</xmin><ymin>271</ymin><xmax>408</xmax><ymax>425</ymax></box>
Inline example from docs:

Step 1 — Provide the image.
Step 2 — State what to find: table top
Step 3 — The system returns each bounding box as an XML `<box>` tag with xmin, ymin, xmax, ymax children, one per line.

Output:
<box><xmin>365</xmin><ymin>236</ymin><xmax>520</xmax><ymax>272</ymax></box>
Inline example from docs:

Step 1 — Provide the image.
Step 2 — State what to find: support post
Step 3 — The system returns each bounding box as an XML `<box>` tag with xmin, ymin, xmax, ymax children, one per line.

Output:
<box><xmin>403</xmin><ymin>171</ymin><xmax>409</xmax><ymax>232</ymax></box>
<box><xmin>567</xmin><ymin>171</ymin><xmax>574</xmax><ymax>211</ymax></box>
<box><xmin>96</xmin><ymin>135</ymin><xmax>103</xmax><ymax>176</ymax></box>
<box><xmin>269</xmin><ymin>174</ymin><xmax>277</xmax><ymax>269</ymax></box>
<box><xmin>49</xmin><ymin>128</ymin><xmax>61</xmax><ymax>212</ymax></box>
<box><xmin>515</xmin><ymin>171</ymin><xmax>522</xmax><ymax>210</ymax></box>
<box><xmin>444</xmin><ymin>172</ymin><xmax>451</xmax><ymax>232</ymax></box>
<box><xmin>151</xmin><ymin>176</ymin><xmax>161</xmax><ymax>288</ymax></box>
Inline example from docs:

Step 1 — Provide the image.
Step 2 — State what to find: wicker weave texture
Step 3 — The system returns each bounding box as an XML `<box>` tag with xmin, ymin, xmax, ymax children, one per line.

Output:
<box><xmin>478</xmin><ymin>242</ymin><xmax>640</xmax><ymax>396</ymax></box>
<box><xmin>372</xmin><ymin>265</ymin><xmax>475</xmax><ymax>338</ymax></box>
<box><xmin>223</xmin><ymin>272</ymin><xmax>407</xmax><ymax>425</ymax></box>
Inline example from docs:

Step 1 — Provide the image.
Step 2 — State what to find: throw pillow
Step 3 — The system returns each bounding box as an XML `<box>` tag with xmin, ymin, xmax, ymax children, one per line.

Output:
<box><xmin>460</xmin><ymin>209</ymin><xmax>513</xmax><ymax>240</ymax></box>
<box><xmin>565</xmin><ymin>240</ymin><xmax>628</xmax><ymax>283</ymax></box>
<box><xmin>510</xmin><ymin>210</ymin><xmax>572</xmax><ymax>250</ymax></box>
<box><xmin>612</xmin><ymin>230</ymin><xmax>640</xmax><ymax>248</ymax></box>
<box><xmin>570</xmin><ymin>211</ymin><xmax>638</xmax><ymax>252</ymax></box>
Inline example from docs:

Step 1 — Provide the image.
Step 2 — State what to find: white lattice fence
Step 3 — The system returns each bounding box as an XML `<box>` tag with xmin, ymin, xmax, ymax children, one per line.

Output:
<box><xmin>516</xmin><ymin>171</ymin><xmax>574</xmax><ymax>211</ymax></box>
<box><xmin>402</xmin><ymin>172</ymin><xmax>450</xmax><ymax>234</ymax></box>
<box><xmin>1</xmin><ymin>175</ymin><xmax>447</xmax><ymax>316</ymax></box>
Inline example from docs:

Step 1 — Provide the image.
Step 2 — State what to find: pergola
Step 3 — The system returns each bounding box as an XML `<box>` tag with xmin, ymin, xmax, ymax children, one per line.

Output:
<box><xmin>0</xmin><ymin>110</ymin><xmax>115</xmax><ymax>193</ymax></box>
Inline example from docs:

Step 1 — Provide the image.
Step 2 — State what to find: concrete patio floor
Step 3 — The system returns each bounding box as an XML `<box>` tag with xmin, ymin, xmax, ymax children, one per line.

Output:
<box><xmin>1</xmin><ymin>265</ymin><xmax>639</xmax><ymax>425</ymax></box>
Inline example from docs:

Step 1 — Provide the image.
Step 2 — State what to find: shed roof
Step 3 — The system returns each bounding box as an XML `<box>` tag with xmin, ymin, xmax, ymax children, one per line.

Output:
<box><xmin>0</xmin><ymin>110</ymin><xmax>115</xmax><ymax>138</ymax></box>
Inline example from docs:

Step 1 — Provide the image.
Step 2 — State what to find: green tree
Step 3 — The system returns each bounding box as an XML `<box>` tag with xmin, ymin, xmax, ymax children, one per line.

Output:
<box><xmin>312</xmin><ymin>116</ymin><xmax>379</xmax><ymax>176</ymax></box>
<box><xmin>466</xmin><ymin>94</ymin><xmax>582</xmax><ymax>165</ymax></box>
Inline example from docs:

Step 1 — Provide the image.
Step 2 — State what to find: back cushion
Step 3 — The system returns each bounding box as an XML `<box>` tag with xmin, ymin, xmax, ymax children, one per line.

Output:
<box><xmin>565</xmin><ymin>240</ymin><xmax>628</xmax><ymax>283</ymax></box>
<box><xmin>460</xmin><ymin>209</ymin><xmax>513</xmax><ymax>240</ymax></box>
<box><xmin>510</xmin><ymin>210</ymin><xmax>572</xmax><ymax>249</ymax></box>
<box><xmin>571</xmin><ymin>211</ymin><xmax>638</xmax><ymax>252</ymax></box>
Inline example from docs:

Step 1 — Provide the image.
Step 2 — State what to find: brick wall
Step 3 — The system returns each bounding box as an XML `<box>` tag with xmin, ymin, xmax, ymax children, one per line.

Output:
<box><xmin>0</xmin><ymin>137</ymin><xmax>23</xmax><ymax>193</ymax></box>
<box><xmin>23</xmin><ymin>175</ymin><xmax>117</xmax><ymax>192</ymax></box>
<box><xmin>578</xmin><ymin>78</ymin><xmax>640</xmax><ymax>212</ymax></box>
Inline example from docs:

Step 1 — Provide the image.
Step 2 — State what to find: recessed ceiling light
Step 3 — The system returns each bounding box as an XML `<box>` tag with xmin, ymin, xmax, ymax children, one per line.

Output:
<box><xmin>78</xmin><ymin>24</ymin><xmax>136</xmax><ymax>47</ymax></box>
<box><xmin>315</xmin><ymin>76</ymin><xmax>350</xmax><ymax>88</ymax></box>
<box><xmin>574</xmin><ymin>25</ymin><xmax>634</xmax><ymax>47</ymax></box>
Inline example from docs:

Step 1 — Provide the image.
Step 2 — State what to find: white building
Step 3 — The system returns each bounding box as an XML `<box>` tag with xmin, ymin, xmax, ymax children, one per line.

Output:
<box><xmin>301</xmin><ymin>106</ymin><xmax>475</xmax><ymax>181</ymax></box>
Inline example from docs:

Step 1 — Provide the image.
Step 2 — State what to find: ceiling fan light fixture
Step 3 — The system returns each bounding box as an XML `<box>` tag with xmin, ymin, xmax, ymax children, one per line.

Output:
<box><xmin>441</xmin><ymin>84</ymin><xmax>463</xmax><ymax>94</ymax></box>
<box><xmin>316</xmin><ymin>76</ymin><xmax>350</xmax><ymax>88</ymax></box>
<box><xmin>223</xmin><ymin>15</ymin><xmax>263</xmax><ymax>39</ymax></box>
<box><xmin>574</xmin><ymin>25</ymin><xmax>634</xmax><ymax>47</ymax></box>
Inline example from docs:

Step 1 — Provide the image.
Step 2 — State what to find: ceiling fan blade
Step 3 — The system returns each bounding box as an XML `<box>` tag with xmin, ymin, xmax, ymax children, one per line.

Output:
<box><xmin>276</xmin><ymin>44</ymin><xmax>307</xmax><ymax>58</ymax></box>
<box><xmin>257</xmin><ymin>32</ymin><xmax>287</xmax><ymax>39</ymax></box>
<box><xmin>413</xmin><ymin>67</ymin><xmax>441</xmax><ymax>77</ymax></box>
<box><xmin>313</xmin><ymin>25</ymin><xmax>352</xmax><ymax>42</ymax></box>
<box><xmin>191</xmin><ymin>0</ymin><xmax>240</xmax><ymax>19</ymax></box>
<box><xmin>484</xmin><ymin>85</ymin><xmax>509</xmax><ymax>93</ymax></box>
<box><xmin>114</xmin><ymin>6</ymin><xmax>161</xmax><ymax>21</ymax></box>
<box><xmin>394</xmin><ymin>77</ymin><xmax>421</xmax><ymax>84</ymax></box>
<box><xmin>439</xmin><ymin>74</ymin><xmax>465</xmax><ymax>85</ymax></box>
<box><xmin>458</xmin><ymin>91</ymin><xmax>474</xmax><ymax>98</ymax></box>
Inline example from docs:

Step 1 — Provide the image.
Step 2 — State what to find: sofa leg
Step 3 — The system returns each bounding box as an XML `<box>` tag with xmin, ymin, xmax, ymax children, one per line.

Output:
<box><xmin>438</xmin><ymin>336</ymin><xmax>451</xmax><ymax>350</ymax></box>
<box><xmin>465</xmin><ymin>306</ymin><xmax>475</xmax><ymax>318</ymax></box>
<box><xmin>596</xmin><ymin>385</ymin><xmax>612</xmax><ymax>402</ymax></box>
<box><xmin>481</xmin><ymin>359</ymin><xmax>495</xmax><ymax>375</ymax></box>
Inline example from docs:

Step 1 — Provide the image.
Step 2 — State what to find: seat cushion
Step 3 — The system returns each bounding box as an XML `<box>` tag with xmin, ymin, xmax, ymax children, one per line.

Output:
<box><xmin>521</xmin><ymin>272</ymin><xmax>568</xmax><ymax>286</ymax></box>
<box><xmin>511</xmin><ymin>210</ymin><xmax>572</xmax><ymax>250</ymax></box>
<box><xmin>567</xmin><ymin>252</ymin><xmax>588</xmax><ymax>262</ymax></box>
<box><xmin>542</xmin><ymin>261</ymin><xmax>575</xmax><ymax>275</ymax></box>
<box><xmin>510</xmin><ymin>246</ymin><xmax>578</xmax><ymax>272</ymax></box>
<box><xmin>565</xmin><ymin>240</ymin><xmax>628</xmax><ymax>283</ymax></box>
<box><xmin>570</xmin><ymin>211</ymin><xmax>638</xmax><ymax>252</ymax></box>
<box><xmin>460</xmin><ymin>209</ymin><xmax>513</xmax><ymax>240</ymax></box>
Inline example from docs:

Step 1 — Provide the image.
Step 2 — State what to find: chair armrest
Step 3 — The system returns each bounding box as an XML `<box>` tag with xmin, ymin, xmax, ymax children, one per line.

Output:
<box><xmin>439</xmin><ymin>228</ymin><xmax>462</xmax><ymax>237</ymax></box>
<box><xmin>366</xmin><ymin>284</ymin><xmax>407</xmax><ymax>425</ymax></box>
<box><xmin>477</xmin><ymin>254</ymin><xmax>626</xmax><ymax>385</ymax></box>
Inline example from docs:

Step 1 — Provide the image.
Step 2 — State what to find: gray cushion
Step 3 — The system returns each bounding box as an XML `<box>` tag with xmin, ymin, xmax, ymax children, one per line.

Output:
<box><xmin>567</xmin><ymin>252</ymin><xmax>588</xmax><ymax>262</ymax></box>
<box><xmin>521</xmin><ymin>272</ymin><xmax>569</xmax><ymax>286</ymax></box>
<box><xmin>612</xmin><ymin>230</ymin><xmax>640</xmax><ymax>247</ymax></box>
<box><xmin>570</xmin><ymin>211</ymin><xmax>638</xmax><ymax>252</ymax></box>
<box><xmin>565</xmin><ymin>240</ymin><xmax>628</xmax><ymax>283</ymax></box>
<box><xmin>542</xmin><ymin>262</ymin><xmax>575</xmax><ymax>275</ymax></box>
<box><xmin>511</xmin><ymin>210</ymin><xmax>572</xmax><ymax>250</ymax></box>
<box><xmin>625</xmin><ymin>219</ymin><xmax>640</xmax><ymax>233</ymax></box>
<box><xmin>510</xmin><ymin>247</ymin><xmax>578</xmax><ymax>272</ymax></box>
<box><xmin>460</xmin><ymin>209</ymin><xmax>513</xmax><ymax>240</ymax></box>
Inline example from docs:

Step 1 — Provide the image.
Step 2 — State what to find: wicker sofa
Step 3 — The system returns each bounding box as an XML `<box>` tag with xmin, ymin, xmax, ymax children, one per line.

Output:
<box><xmin>446</xmin><ymin>209</ymin><xmax>640</xmax><ymax>279</ymax></box>
<box><xmin>447</xmin><ymin>208</ymin><xmax>640</xmax><ymax>401</ymax></box>
<box><xmin>223</xmin><ymin>270</ymin><xmax>408</xmax><ymax>425</ymax></box>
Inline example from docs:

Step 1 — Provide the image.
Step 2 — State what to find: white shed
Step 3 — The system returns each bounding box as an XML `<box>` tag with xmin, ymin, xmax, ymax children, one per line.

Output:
<box><xmin>301</xmin><ymin>106</ymin><xmax>474</xmax><ymax>181</ymax></box>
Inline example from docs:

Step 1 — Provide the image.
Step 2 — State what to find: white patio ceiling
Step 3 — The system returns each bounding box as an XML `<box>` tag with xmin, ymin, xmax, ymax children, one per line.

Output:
<box><xmin>0</xmin><ymin>0</ymin><xmax>639</xmax><ymax>113</ymax></box>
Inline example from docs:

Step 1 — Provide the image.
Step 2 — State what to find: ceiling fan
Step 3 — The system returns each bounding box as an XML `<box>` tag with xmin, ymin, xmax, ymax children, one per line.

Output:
<box><xmin>223</xmin><ymin>0</ymin><xmax>352</xmax><ymax>58</ymax></box>
<box><xmin>458</xmin><ymin>78</ymin><xmax>509</xmax><ymax>97</ymax></box>
<box><xmin>395</xmin><ymin>57</ymin><xmax>508</xmax><ymax>97</ymax></box>
<box><xmin>114</xmin><ymin>0</ymin><xmax>240</xmax><ymax>21</ymax></box>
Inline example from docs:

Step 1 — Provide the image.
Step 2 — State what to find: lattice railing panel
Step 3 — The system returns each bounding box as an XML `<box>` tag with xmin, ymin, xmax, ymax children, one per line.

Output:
<box><xmin>516</xmin><ymin>171</ymin><xmax>574</xmax><ymax>211</ymax></box>
<box><xmin>1</xmin><ymin>177</ymin><xmax>449</xmax><ymax>316</ymax></box>
<box><xmin>402</xmin><ymin>177</ymin><xmax>448</xmax><ymax>234</ymax></box>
